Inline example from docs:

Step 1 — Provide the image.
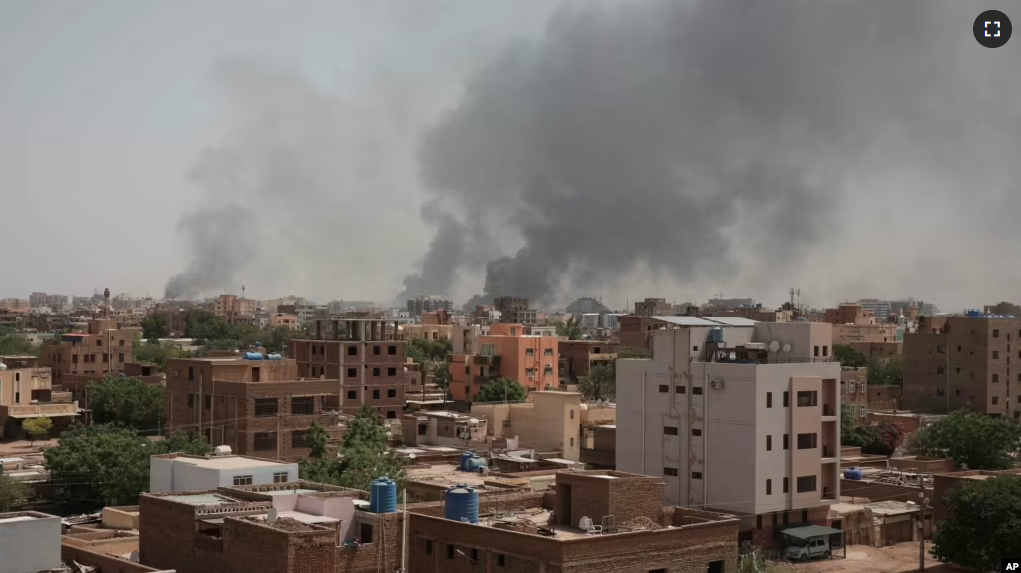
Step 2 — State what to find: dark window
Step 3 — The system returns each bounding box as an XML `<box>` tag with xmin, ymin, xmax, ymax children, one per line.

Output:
<box><xmin>801</xmin><ymin>510</ymin><xmax>808</xmax><ymax>522</ymax></box>
<box><xmin>204</xmin><ymin>395</ymin><xmax>211</xmax><ymax>410</ymax></box>
<box><xmin>994</xmin><ymin>329</ymin><xmax>1000</xmax><ymax>338</ymax></box>
<box><xmin>658</xmin><ymin>384</ymin><xmax>669</xmax><ymax>393</ymax></box>
<box><xmin>373</xmin><ymin>389</ymin><xmax>380</xmax><ymax>399</ymax></box>
<box><xmin>118</xmin><ymin>339</ymin><xmax>124</xmax><ymax>346</ymax></box>
<box><xmin>447</xmin><ymin>545</ymin><xmax>454</xmax><ymax>559</ymax></box>
<box><xmin>118</xmin><ymin>353</ymin><xmax>124</xmax><ymax>362</ymax></box>
<box><xmin>291</xmin><ymin>397</ymin><xmax>315</xmax><ymax>415</ymax></box>
<box><xmin>387</xmin><ymin>388</ymin><xmax>397</xmax><ymax>398</ymax></box>
<box><xmin>993</xmin><ymin>351</ymin><xmax>1000</xmax><ymax>359</ymax></box>
<box><xmin>254</xmin><ymin>398</ymin><xmax>278</xmax><ymax>417</ymax></box>
<box><xmin>691</xmin><ymin>472</ymin><xmax>703</xmax><ymax>479</ymax></box>
<box><xmin>233</xmin><ymin>475</ymin><xmax>253</xmax><ymax>486</ymax></box>
<box><xmin>418</xmin><ymin>424</ymin><xmax>427</xmax><ymax>435</ymax></box>
<box><xmin>797</xmin><ymin>433</ymin><xmax>818</xmax><ymax>449</ymax></box>
<box><xmin>993</xmin><ymin>374</ymin><xmax>1000</xmax><ymax>383</ymax></box>
<box><xmin>348</xmin><ymin>346</ymin><xmax>357</xmax><ymax>356</ymax></box>
<box><xmin>783</xmin><ymin>477</ymin><xmax>789</xmax><ymax>493</ymax></box>
<box><xmin>766</xmin><ymin>392</ymin><xmax>773</xmax><ymax>408</ymax></box>
<box><xmin>291</xmin><ymin>431</ymin><xmax>307</xmax><ymax>448</ymax></box>
<box><xmin>386</xmin><ymin>410</ymin><xmax>397</xmax><ymax>419</ymax></box>
<box><xmin>664</xmin><ymin>426</ymin><xmax>679</xmax><ymax>435</ymax></box>
<box><xmin>664</xmin><ymin>467</ymin><xmax>678</xmax><ymax>476</ymax></box>
<box><xmin>678</xmin><ymin>386</ymin><xmax>686</xmax><ymax>394</ymax></box>
<box><xmin>766</xmin><ymin>479</ymin><xmax>772</xmax><ymax>495</ymax></box>
<box><xmin>796</xmin><ymin>475</ymin><xmax>817</xmax><ymax>493</ymax></box>
<box><xmin>388</xmin><ymin>346</ymin><xmax>397</xmax><ymax>355</ymax></box>
<box><xmin>796</xmin><ymin>391</ymin><xmax>817</xmax><ymax>407</ymax></box>
<box><xmin>373</xmin><ymin>346</ymin><xmax>381</xmax><ymax>355</ymax></box>
<box><xmin>708</xmin><ymin>561</ymin><xmax>725</xmax><ymax>573</ymax></box>
<box><xmin>497</xmin><ymin>554</ymin><xmax>505</xmax><ymax>566</ymax></box>
<box><xmin>188</xmin><ymin>366</ymin><xmax>194</xmax><ymax>381</ymax></box>
<box><xmin>387</xmin><ymin>367</ymin><xmax>397</xmax><ymax>376</ymax></box>
<box><xmin>756</xmin><ymin>515</ymin><xmax>763</xmax><ymax>530</ymax></box>
<box><xmin>783</xmin><ymin>391</ymin><xmax>789</xmax><ymax>407</ymax></box>
<box><xmin>347</xmin><ymin>390</ymin><xmax>357</xmax><ymax>400</ymax></box>
<box><xmin>766</xmin><ymin>435</ymin><xmax>772</xmax><ymax>451</ymax></box>
<box><xmin>348</xmin><ymin>367</ymin><xmax>357</xmax><ymax>378</ymax></box>
<box><xmin>692</xmin><ymin>386</ymin><xmax>703</xmax><ymax>395</ymax></box>
<box><xmin>273</xmin><ymin>472</ymin><xmax>288</xmax><ymax>483</ymax></box>
<box><xmin>253</xmin><ymin>432</ymin><xmax>277</xmax><ymax>451</ymax></box>
<box><xmin>187</xmin><ymin>394</ymin><xmax>195</xmax><ymax>407</ymax></box>
<box><xmin>470</xmin><ymin>549</ymin><xmax>478</xmax><ymax>561</ymax></box>
<box><xmin>783</xmin><ymin>434</ymin><xmax>789</xmax><ymax>450</ymax></box>
<box><xmin>692</xmin><ymin>428</ymin><xmax>702</xmax><ymax>436</ymax></box>
<box><xmin>373</xmin><ymin>367</ymin><xmax>381</xmax><ymax>377</ymax></box>
<box><xmin>360</xmin><ymin>523</ymin><xmax>373</xmax><ymax>544</ymax></box>
<box><xmin>425</xmin><ymin>541</ymin><xmax>433</xmax><ymax>555</ymax></box>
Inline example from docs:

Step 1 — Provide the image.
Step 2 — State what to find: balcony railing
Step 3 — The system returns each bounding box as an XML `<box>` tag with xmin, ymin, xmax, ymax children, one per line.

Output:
<box><xmin>1</xmin><ymin>402</ymin><xmax>79</xmax><ymax>417</ymax></box>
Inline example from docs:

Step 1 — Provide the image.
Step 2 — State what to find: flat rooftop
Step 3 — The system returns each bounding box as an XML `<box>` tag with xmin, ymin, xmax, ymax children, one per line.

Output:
<box><xmin>166</xmin><ymin>455</ymin><xmax>294</xmax><ymax>470</ymax></box>
<box><xmin>163</xmin><ymin>494</ymin><xmax>237</xmax><ymax>506</ymax></box>
<box><xmin>407</xmin><ymin>464</ymin><xmax>542</xmax><ymax>490</ymax></box>
<box><xmin>0</xmin><ymin>515</ymin><xmax>41</xmax><ymax>524</ymax></box>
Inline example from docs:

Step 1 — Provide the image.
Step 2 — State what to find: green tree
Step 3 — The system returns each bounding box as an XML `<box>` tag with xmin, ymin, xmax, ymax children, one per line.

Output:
<box><xmin>0</xmin><ymin>333</ymin><xmax>39</xmax><ymax>357</ymax></box>
<box><xmin>335</xmin><ymin>406</ymin><xmax>405</xmax><ymax>491</ymax></box>
<box><xmin>432</xmin><ymin>362</ymin><xmax>450</xmax><ymax>389</ymax></box>
<box><xmin>617</xmin><ymin>346</ymin><xmax>651</xmax><ymax>359</ymax></box>
<box><xmin>140</xmin><ymin>314</ymin><xmax>170</xmax><ymax>341</ymax></box>
<box><xmin>0</xmin><ymin>474</ymin><xmax>29</xmax><ymax>511</ymax></box>
<box><xmin>931</xmin><ymin>475</ymin><xmax>1021</xmax><ymax>571</ymax></box>
<box><xmin>910</xmin><ymin>410</ymin><xmax>1021</xmax><ymax>470</ymax></box>
<box><xmin>203</xmin><ymin>338</ymin><xmax>242</xmax><ymax>352</ymax></box>
<box><xmin>556</xmin><ymin>317</ymin><xmax>584</xmax><ymax>340</ymax></box>
<box><xmin>22</xmin><ymin>416</ymin><xmax>53</xmax><ymax>445</ymax></box>
<box><xmin>840</xmin><ymin>404</ymin><xmax>859</xmax><ymax>438</ymax></box>
<box><xmin>44</xmin><ymin>424</ymin><xmax>209</xmax><ymax>508</ymax></box>
<box><xmin>88</xmin><ymin>377</ymin><xmax>166</xmax><ymax>433</ymax></box>
<box><xmin>579</xmin><ymin>363</ymin><xmax>616</xmax><ymax>402</ymax></box>
<box><xmin>474</xmin><ymin>378</ymin><xmax>527</xmax><ymax>403</ymax></box>
<box><xmin>833</xmin><ymin>345</ymin><xmax>867</xmax><ymax>368</ymax></box>
<box><xmin>867</xmin><ymin>356</ymin><xmax>903</xmax><ymax>385</ymax></box>
<box><xmin>132</xmin><ymin>342</ymin><xmax>200</xmax><ymax>371</ymax></box>
<box><xmin>305</xmin><ymin>421</ymin><xmax>329</xmax><ymax>459</ymax></box>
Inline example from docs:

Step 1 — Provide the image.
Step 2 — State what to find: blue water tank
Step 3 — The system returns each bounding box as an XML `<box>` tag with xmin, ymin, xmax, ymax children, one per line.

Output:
<box><xmin>709</xmin><ymin>328</ymin><xmax>725</xmax><ymax>344</ymax></box>
<box><xmin>464</xmin><ymin>456</ymin><xmax>488</xmax><ymax>473</ymax></box>
<box><xmin>266</xmin><ymin>353</ymin><xmax>282</xmax><ymax>360</ymax></box>
<box><xmin>966</xmin><ymin>310</ymin><xmax>983</xmax><ymax>318</ymax></box>
<box><xmin>843</xmin><ymin>468</ymin><xmax>864</xmax><ymax>480</ymax></box>
<box><xmin>458</xmin><ymin>451</ymin><xmax>476</xmax><ymax>471</ymax></box>
<box><xmin>369</xmin><ymin>477</ymin><xmax>398</xmax><ymax>513</ymax></box>
<box><xmin>254</xmin><ymin>341</ymin><xmax>262</xmax><ymax>347</ymax></box>
<box><xmin>243</xmin><ymin>352</ymin><xmax>264</xmax><ymax>360</ymax></box>
<box><xmin>445</xmin><ymin>485</ymin><xmax>480</xmax><ymax>524</ymax></box>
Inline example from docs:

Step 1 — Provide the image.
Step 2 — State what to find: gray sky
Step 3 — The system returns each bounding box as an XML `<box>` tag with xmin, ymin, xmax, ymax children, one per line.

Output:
<box><xmin>2</xmin><ymin>0</ymin><xmax>1020</xmax><ymax>311</ymax></box>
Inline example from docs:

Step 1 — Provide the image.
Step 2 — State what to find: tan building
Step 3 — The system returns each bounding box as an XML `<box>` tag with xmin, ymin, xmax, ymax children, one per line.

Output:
<box><xmin>0</xmin><ymin>356</ymin><xmax>78</xmax><ymax>438</ymax></box>
<box><xmin>400</xmin><ymin>410</ymin><xmax>488</xmax><ymax>448</ymax></box>
<box><xmin>164</xmin><ymin>356</ymin><xmax>341</xmax><ymax>461</ymax></box>
<box><xmin>290</xmin><ymin>318</ymin><xmax>408</xmax><ymax>419</ymax></box>
<box><xmin>617</xmin><ymin>318</ymin><xmax>841</xmax><ymax>539</ymax></box>
<box><xmin>268</xmin><ymin>313</ymin><xmax>299</xmax><ymax>330</ymax></box>
<box><xmin>849</xmin><ymin>340</ymin><xmax>903</xmax><ymax>359</ymax></box>
<box><xmin>400</xmin><ymin>323</ymin><xmax>452</xmax><ymax>342</ymax></box>
<box><xmin>902</xmin><ymin>314</ymin><xmax>1020</xmax><ymax>417</ymax></box>
<box><xmin>824</xmin><ymin>303</ymin><xmax>898</xmax><ymax>345</ymax></box>
<box><xmin>214</xmin><ymin>295</ymin><xmax>257</xmax><ymax>325</ymax></box>
<box><xmin>494</xmin><ymin>296</ymin><xmax>536</xmax><ymax>326</ymax></box>
<box><xmin>39</xmin><ymin>317</ymin><xmax>137</xmax><ymax>386</ymax></box>
<box><xmin>840</xmin><ymin>367</ymin><xmax>901</xmax><ymax>419</ymax></box>
<box><xmin>558</xmin><ymin>340</ymin><xmax>618</xmax><ymax>384</ymax></box>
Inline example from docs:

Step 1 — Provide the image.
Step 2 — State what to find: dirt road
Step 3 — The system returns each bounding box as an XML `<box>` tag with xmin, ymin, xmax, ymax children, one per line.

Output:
<box><xmin>787</xmin><ymin>542</ymin><xmax>967</xmax><ymax>573</ymax></box>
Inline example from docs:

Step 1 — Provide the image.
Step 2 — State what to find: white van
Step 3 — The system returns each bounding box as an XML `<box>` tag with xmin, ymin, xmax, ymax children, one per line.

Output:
<box><xmin>785</xmin><ymin>537</ymin><xmax>831</xmax><ymax>561</ymax></box>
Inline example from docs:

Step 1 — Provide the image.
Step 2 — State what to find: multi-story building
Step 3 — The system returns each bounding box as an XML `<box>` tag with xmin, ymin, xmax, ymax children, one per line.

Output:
<box><xmin>290</xmin><ymin>318</ymin><xmax>407</xmax><ymax>419</ymax></box>
<box><xmin>984</xmin><ymin>301</ymin><xmax>1021</xmax><ymax>316</ymax></box>
<box><xmin>39</xmin><ymin>317</ymin><xmax>137</xmax><ymax>386</ymax></box>
<box><xmin>449</xmin><ymin>323</ymin><xmax>559</xmax><ymax>402</ymax></box>
<box><xmin>29</xmin><ymin>292</ymin><xmax>69</xmax><ymax>309</ymax></box>
<box><xmin>494</xmin><ymin>296</ymin><xmax>536</xmax><ymax>326</ymax></box>
<box><xmin>823</xmin><ymin>303</ymin><xmax>899</xmax><ymax>346</ymax></box>
<box><xmin>902</xmin><ymin>313</ymin><xmax>1021</xmax><ymax>418</ymax></box>
<box><xmin>0</xmin><ymin>356</ymin><xmax>78</xmax><ymax>438</ymax></box>
<box><xmin>565</xmin><ymin>296</ymin><xmax>610</xmax><ymax>315</ymax></box>
<box><xmin>559</xmin><ymin>340</ymin><xmax>618</xmax><ymax>384</ymax></box>
<box><xmin>0</xmin><ymin>298</ymin><xmax>29</xmax><ymax>312</ymax></box>
<box><xmin>617</xmin><ymin>318</ymin><xmax>841</xmax><ymax>538</ymax></box>
<box><xmin>0</xmin><ymin>511</ymin><xmax>62</xmax><ymax>573</ymax></box>
<box><xmin>269</xmin><ymin>313</ymin><xmax>300</xmax><ymax>330</ymax></box>
<box><xmin>406</xmin><ymin>295</ymin><xmax>453</xmax><ymax>317</ymax></box>
<box><xmin>0</xmin><ymin>309</ymin><xmax>22</xmax><ymax>330</ymax></box>
<box><xmin>164</xmin><ymin>356</ymin><xmax>341</xmax><ymax>461</ymax></box>
<box><xmin>214</xmin><ymin>295</ymin><xmax>257</xmax><ymax>325</ymax></box>
<box><xmin>634</xmin><ymin>298</ymin><xmax>673</xmax><ymax>317</ymax></box>
<box><xmin>150</xmin><ymin>451</ymin><xmax>298</xmax><ymax>493</ymax></box>
<box><xmin>400</xmin><ymin>323</ymin><xmax>452</xmax><ymax>342</ymax></box>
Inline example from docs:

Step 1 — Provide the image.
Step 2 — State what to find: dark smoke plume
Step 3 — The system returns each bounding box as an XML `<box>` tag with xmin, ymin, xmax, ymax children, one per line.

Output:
<box><xmin>406</xmin><ymin>0</ymin><xmax>1007</xmax><ymax>307</ymax></box>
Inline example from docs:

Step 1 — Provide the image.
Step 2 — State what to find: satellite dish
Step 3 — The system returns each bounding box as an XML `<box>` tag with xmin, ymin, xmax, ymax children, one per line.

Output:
<box><xmin>409</xmin><ymin>453</ymin><xmax>417</xmax><ymax>459</ymax></box>
<box><xmin>768</xmin><ymin>340</ymin><xmax>780</xmax><ymax>353</ymax></box>
<box><xmin>267</xmin><ymin>507</ymin><xmax>279</xmax><ymax>524</ymax></box>
<box><xmin>781</xmin><ymin>343</ymin><xmax>792</xmax><ymax>353</ymax></box>
<box><xmin>129</xmin><ymin>551</ymin><xmax>140</xmax><ymax>563</ymax></box>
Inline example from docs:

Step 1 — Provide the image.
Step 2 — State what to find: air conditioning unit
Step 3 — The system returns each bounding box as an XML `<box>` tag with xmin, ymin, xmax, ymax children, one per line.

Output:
<box><xmin>709</xmin><ymin>379</ymin><xmax>724</xmax><ymax>390</ymax></box>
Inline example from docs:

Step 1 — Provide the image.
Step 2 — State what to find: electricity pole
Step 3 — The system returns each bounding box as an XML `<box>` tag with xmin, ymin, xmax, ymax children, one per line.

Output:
<box><xmin>918</xmin><ymin>475</ymin><xmax>929</xmax><ymax>571</ymax></box>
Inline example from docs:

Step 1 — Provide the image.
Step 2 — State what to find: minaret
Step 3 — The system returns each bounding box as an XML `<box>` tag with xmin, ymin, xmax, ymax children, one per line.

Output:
<box><xmin>242</xmin><ymin>285</ymin><xmax>246</xmax><ymax>300</ymax></box>
<box><xmin>103</xmin><ymin>288</ymin><xmax>111</xmax><ymax>318</ymax></box>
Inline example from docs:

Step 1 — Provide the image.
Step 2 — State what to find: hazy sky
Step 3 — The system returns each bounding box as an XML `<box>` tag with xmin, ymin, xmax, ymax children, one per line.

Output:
<box><xmin>2</xmin><ymin>0</ymin><xmax>1020</xmax><ymax>312</ymax></box>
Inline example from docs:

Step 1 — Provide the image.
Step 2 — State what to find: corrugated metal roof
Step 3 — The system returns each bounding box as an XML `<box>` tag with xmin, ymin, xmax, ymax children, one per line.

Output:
<box><xmin>703</xmin><ymin>317</ymin><xmax>759</xmax><ymax>327</ymax></box>
<box><xmin>651</xmin><ymin>316</ymin><xmax>721</xmax><ymax>326</ymax></box>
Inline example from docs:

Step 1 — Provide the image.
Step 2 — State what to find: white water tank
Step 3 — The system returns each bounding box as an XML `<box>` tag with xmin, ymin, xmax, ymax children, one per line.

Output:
<box><xmin>213</xmin><ymin>445</ymin><xmax>232</xmax><ymax>456</ymax></box>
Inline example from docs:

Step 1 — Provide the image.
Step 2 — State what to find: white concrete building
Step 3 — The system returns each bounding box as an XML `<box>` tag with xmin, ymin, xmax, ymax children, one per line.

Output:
<box><xmin>616</xmin><ymin>317</ymin><xmax>841</xmax><ymax>530</ymax></box>
<box><xmin>0</xmin><ymin>511</ymin><xmax>62</xmax><ymax>573</ymax></box>
<box><xmin>150</xmin><ymin>451</ymin><xmax>299</xmax><ymax>493</ymax></box>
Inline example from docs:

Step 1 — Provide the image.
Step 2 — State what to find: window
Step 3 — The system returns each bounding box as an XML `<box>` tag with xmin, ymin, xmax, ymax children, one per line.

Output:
<box><xmin>347</xmin><ymin>390</ymin><xmax>358</xmax><ymax>400</ymax></box>
<box><xmin>783</xmin><ymin>477</ymin><xmax>789</xmax><ymax>493</ymax></box>
<box><xmin>692</xmin><ymin>386</ymin><xmax>703</xmax><ymax>395</ymax></box>
<box><xmin>544</xmin><ymin>348</ymin><xmax>554</xmax><ymax>357</ymax></box>
<box><xmin>766</xmin><ymin>392</ymin><xmax>773</xmax><ymax>408</ymax></box>
<box><xmin>993</xmin><ymin>396</ymin><xmax>999</xmax><ymax>405</ymax></box>
<box><xmin>526</xmin><ymin>348</ymin><xmax>535</xmax><ymax>357</ymax></box>
<box><xmin>783</xmin><ymin>434</ymin><xmax>789</xmax><ymax>450</ymax></box>
<box><xmin>813</xmin><ymin>345</ymin><xmax>819</xmax><ymax>357</ymax></box>
<box><xmin>273</xmin><ymin>472</ymin><xmax>289</xmax><ymax>483</ymax></box>
<box><xmin>783</xmin><ymin>391</ymin><xmax>789</xmax><ymax>407</ymax></box>
<box><xmin>993</xmin><ymin>374</ymin><xmax>1000</xmax><ymax>383</ymax></box>
<box><xmin>348</xmin><ymin>346</ymin><xmax>357</xmax><ymax>356</ymax></box>
<box><xmin>388</xmin><ymin>346</ymin><xmax>397</xmax><ymax>355</ymax></box>
<box><xmin>937</xmin><ymin>366</ymin><xmax>945</xmax><ymax>375</ymax></box>
<box><xmin>664</xmin><ymin>467</ymin><xmax>679</xmax><ymax>476</ymax></box>
<box><xmin>822</xmin><ymin>346</ymin><xmax>829</xmax><ymax>357</ymax></box>
<box><xmin>233</xmin><ymin>475</ymin><xmax>253</xmax><ymax>486</ymax></box>
<box><xmin>993</xmin><ymin>351</ymin><xmax>1000</xmax><ymax>359</ymax></box>
<box><xmin>756</xmin><ymin>515</ymin><xmax>763</xmax><ymax>530</ymax></box>
<box><xmin>312</xmin><ymin>345</ymin><xmax>317</xmax><ymax>355</ymax></box>
<box><xmin>188</xmin><ymin>366</ymin><xmax>195</xmax><ymax>381</ymax></box>
<box><xmin>691</xmin><ymin>471</ymin><xmax>703</xmax><ymax>479</ymax></box>
<box><xmin>678</xmin><ymin>386</ymin><xmax>686</xmax><ymax>394</ymax></box>
<box><xmin>348</xmin><ymin>367</ymin><xmax>357</xmax><ymax>378</ymax></box>
<box><xmin>569</xmin><ymin>437</ymin><xmax>574</xmax><ymax>446</ymax></box>
<box><xmin>371</xmin><ymin>367</ymin><xmax>380</xmax><ymax>377</ymax></box>
<box><xmin>664</xmin><ymin>426</ymin><xmax>679</xmax><ymax>435</ymax></box>
<box><xmin>96</xmin><ymin>339</ymin><xmax>102</xmax><ymax>347</ymax></box>
<box><xmin>470</xmin><ymin>549</ymin><xmax>478</xmax><ymax>561</ymax></box>
<box><xmin>254</xmin><ymin>398</ymin><xmax>278</xmax><ymax>417</ymax></box>
<box><xmin>373</xmin><ymin>389</ymin><xmax>381</xmax><ymax>399</ymax></box>
<box><xmin>796</xmin><ymin>475</ymin><xmax>817</xmax><ymax>493</ymax></box>
<box><xmin>204</xmin><ymin>395</ymin><xmax>211</xmax><ymax>410</ymax></box>
<box><xmin>797</xmin><ymin>433</ymin><xmax>818</xmax><ymax>449</ymax></box>
<box><xmin>497</xmin><ymin>554</ymin><xmax>505</xmax><ymax>566</ymax></box>
<box><xmin>292</xmin><ymin>397</ymin><xmax>315</xmax><ymax>415</ymax></box>
<box><xmin>373</xmin><ymin>346</ymin><xmax>381</xmax><ymax>355</ymax></box>
<box><xmin>447</xmin><ymin>545</ymin><xmax>454</xmax><ymax>559</ymax></box>
<box><xmin>291</xmin><ymin>431</ymin><xmax>307</xmax><ymax>448</ymax></box>
<box><xmin>361</xmin><ymin>523</ymin><xmax>374</xmax><ymax>544</ymax></box>
<box><xmin>426</xmin><ymin>541</ymin><xmax>433</xmax><ymax>555</ymax></box>
<box><xmin>187</xmin><ymin>394</ymin><xmax>195</xmax><ymax>408</ymax></box>
<box><xmin>692</xmin><ymin>428</ymin><xmax>702</xmax><ymax>436</ymax></box>
<box><xmin>253</xmin><ymin>432</ymin><xmax>277</xmax><ymax>451</ymax></box>
<box><xmin>118</xmin><ymin>339</ymin><xmax>124</xmax><ymax>347</ymax></box>
<box><xmin>766</xmin><ymin>479</ymin><xmax>772</xmax><ymax>495</ymax></box>
<box><xmin>118</xmin><ymin>353</ymin><xmax>124</xmax><ymax>362</ymax></box>
<box><xmin>766</xmin><ymin>435</ymin><xmax>772</xmax><ymax>451</ymax></box>
<box><xmin>384</xmin><ymin>367</ymin><xmax>396</xmax><ymax>377</ymax></box>
<box><xmin>994</xmin><ymin>329</ymin><xmax>1000</xmax><ymax>338</ymax></box>
<box><xmin>859</xmin><ymin>405</ymin><xmax>866</xmax><ymax>417</ymax></box>
<box><xmin>387</xmin><ymin>388</ymin><xmax>397</xmax><ymax>398</ymax></box>
<box><xmin>796</xmin><ymin>391</ymin><xmax>817</xmax><ymax>407</ymax></box>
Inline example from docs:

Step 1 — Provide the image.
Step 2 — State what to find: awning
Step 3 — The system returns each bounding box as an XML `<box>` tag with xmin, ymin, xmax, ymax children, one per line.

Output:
<box><xmin>781</xmin><ymin>525</ymin><xmax>843</xmax><ymax>540</ymax></box>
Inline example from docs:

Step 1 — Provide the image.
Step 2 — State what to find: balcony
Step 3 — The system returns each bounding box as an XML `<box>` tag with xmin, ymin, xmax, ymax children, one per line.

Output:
<box><xmin>822</xmin><ymin>404</ymin><xmax>837</xmax><ymax>418</ymax></box>
<box><xmin>1</xmin><ymin>402</ymin><xmax>79</xmax><ymax>418</ymax></box>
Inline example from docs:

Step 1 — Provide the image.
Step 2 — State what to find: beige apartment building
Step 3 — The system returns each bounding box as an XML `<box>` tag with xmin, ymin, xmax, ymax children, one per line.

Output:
<box><xmin>39</xmin><ymin>318</ymin><xmax>137</xmax><ymax>386</ymax></box>
<box><xmin>824</xmin><ymin>303</ymin><xmax>898</xmax><ymax>345</ymax></box>
<box><xmin>0</xmin><ymin>356</ymin><xmax>78</xmax><ymax>438</ymax></box>
<box><xmin>617</xmin><ymin>318</ymin><xmax>841</xmax><ymax>537</ymax></box>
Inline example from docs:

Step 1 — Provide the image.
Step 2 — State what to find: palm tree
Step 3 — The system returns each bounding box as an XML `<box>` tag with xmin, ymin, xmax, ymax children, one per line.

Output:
<box><xmin>556</xmin><ymin>316</ymin><xmax>585</xmax><ymax>340</ymax></box>
<box><xmin>578</xmin><ymin>363</ymin><xmax>616</xmax><ymax>402</ymax></box>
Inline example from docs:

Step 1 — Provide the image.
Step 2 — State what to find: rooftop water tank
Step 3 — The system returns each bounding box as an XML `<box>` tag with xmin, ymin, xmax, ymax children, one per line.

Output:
<box><xmin>843</xmin><ymin>468</ymin><xmax>864</xmax><ymax>480</ymax></box>
<box><xmin>458</xmin><ymin>451</ymin><xmax>476</xmax><ymax>472</ymax></box>
<box><xmin>254</xmin><ymin>342</ymin><xmax>262</xmax><ymax>347</ymax></box>
<box><xmin>369</xmin><ymin>477</ymin><xmax>398</xmax><ymax>513</ymax></box>
<box><xmin>709</xmin><ymin>327</ymin><xmax>725</xmax><ymax>344</ymax></box>
<box><xmin>445</xmin><ymin>484</ymin><xmax>479</xmax><ymax>524</ymax></box>
<box><xmin>464</xmin><ymin>455</ymin><xmax>488</xmax><ymax>473</ymax></box>
<box><xmin>966</xmin><ymin>309</ymin><xmax>983</xmax><ymax>318</ymax></box>
<box><xmin>266</xmin><ymin>353</ymin><xmax>282</xmax><ymax>360</ymax></box>
<box><xmin>243</xmin><ymin>352</ymin><xmax>264</xmax><ymax>360</ymax></box>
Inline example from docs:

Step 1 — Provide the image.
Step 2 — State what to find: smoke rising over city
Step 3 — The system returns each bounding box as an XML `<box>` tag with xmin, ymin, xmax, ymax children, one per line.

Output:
<box><xmin>167</xmin><ymin>0</ymin><xmax>1021</xmax><ymax>307</ymax></box>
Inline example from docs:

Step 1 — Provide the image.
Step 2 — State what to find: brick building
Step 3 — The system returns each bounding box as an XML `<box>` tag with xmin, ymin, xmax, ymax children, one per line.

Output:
<box><xmin>39</xmin><ymin>317</ymin><xmax>138</xmax><ymax>385</ymax></box>
<box><xmin>0</xmin><ymin>356</ymin><xmax>78</xmax><ymax>438</ymax></box>
<box><xmin>214</xmin><ymin>295</ymin><xmax>258</xmax><ymax>325</ymax></box>
<box><xmin>164</xmin><ymin>356</ymin><xmax>342</xmax><ymax>461</ymax></box>
<box><xmin>558</xmin><ymin>340</ymin><xmax>619</xmax><ymax>384</ymax></box>
<box><xmin>60</xmin><ymin>361</ymin><xmax>163</xmax><ymax>405</ymax></box>
<box><xmin>449</xmin><ymin>323</ymin><xmax>560</xmax><ymax>402</ymax></box>
<box><xmin>290</xmin><ymin>318</ymin><xmax>408</xmax><ymax>419</ymax></box>
<box><xmin>902</xmin><ymin>314</ymin><xmax>1021</xmax><ymax>417</ymax></box>
<box><xmin>494</xmin><ymin>296</ymin><xmax>536</xmax><ymax>326</ymax></box>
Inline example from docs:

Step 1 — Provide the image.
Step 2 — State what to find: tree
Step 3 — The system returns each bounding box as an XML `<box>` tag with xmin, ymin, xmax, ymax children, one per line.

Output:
<box><xmin>305</xmin><ymin>421</ymin><xmax>329</xmax><ymax>459</ymax></box>
<box><xmin>335</xmin><ymin>406</ymin><xmax>405</xmax><ymax>491</ymax></box>
<box><xmin>474</xmin><ymin>378</ymin><xmax>527</xmax><ymax>403</ymax></box>
<box><xmin>0</xmin><ymin>333</ymin><xmax>39</xmax><ymax>357</ymax></box>
<box><xmin>556</xmin><ymin>317</ymin><xmax>584</xmax><ymax>340</ymax></box>
<box><xmin>833</xmin><ymin>345</ymin><xmax>867</xmax><ymax>368</ymax></box>
<box><xmin>840</xmin><ymin>416</ymin><xmax>905</xmax><ymax>456</ymax></box>
<box><xmin>867</xmin><ymin>356</ymin><xmax>903</xmax><ymax>385</ymax></box>
<box><xmin>0</xmin><ymin>474</ymin><xmax>28</xmax><ymax>511</ymax></box>
<box><xmin>432</xmin><ymin>362</ymin><xmax>450</xmax><ymax>389</ymax></box>
<box><xmin>840</xmin><ymin>404</ymin><xmax>859</xmax><ymax>438</ymax></box>
<box><xmin>44</xmin><ymin>424</ymin><xmax>209</xmax><ymax>508</ymax></box>
<box><xmin>22</xmin><ymin>416</ymin><xmax>52</xmax><ymax>445</ymax></box>
<box><xmin>930</xmin><ymin>475</ymin><xmax>1021</xmax><ymax>571</ymax></box>
<box><xmin>579</xmin><ymin>363</ymin><xmax>616</xmax><ymax>402</ymax></box>
<box><xmin>140</xmin><ymin>314</ymin><xmax>170</xmax><ymax>341</ymax></box>
<box><xmin>88</xmin><ymin>377</ymin><xmax>166</xmax><ymax>433</ymax></box>
<box><xmin>617</xmin><ymin>346</ymin><xmax>651</xmax><ymax>359</ymax></box>
<box><xmin>910</xmin><ymin>410</ymin><xmax>1021</xmax><ymax>470</ymax></box>
<box><xmin>132</xmin><ymin>342</ymin><xmax>200</xmax><ymax>371</ymax></box>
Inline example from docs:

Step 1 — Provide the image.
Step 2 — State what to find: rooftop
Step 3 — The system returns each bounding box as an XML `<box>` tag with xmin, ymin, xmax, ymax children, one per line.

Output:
<box><xmin>162</xmin><ymin>493</ymin><xmax>236</xmax><ymax>506</ymax></box>
<box><xmin>160</xmin><ymin>454</ymin><xmax>295</xmax><ymax>470</ymax></box>
<box><xmin>650</xmin><ymin>316</ymin><xmax>759</xmax><ymax>327</ymax></box>
<box><xmin>406</xmin><ymin>463</ymin><xmax>544</xmax><ymax>491</ymax></box>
